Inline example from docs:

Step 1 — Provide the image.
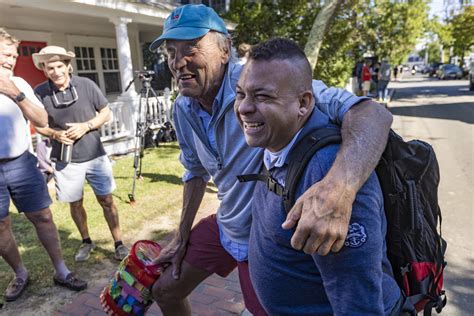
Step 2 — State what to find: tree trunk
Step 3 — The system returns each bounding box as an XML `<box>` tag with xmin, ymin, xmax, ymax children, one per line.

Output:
<box><xmin>304</xmin><ymin>0</ymin><xmax>344</xmax><ymax>71</ymax></box>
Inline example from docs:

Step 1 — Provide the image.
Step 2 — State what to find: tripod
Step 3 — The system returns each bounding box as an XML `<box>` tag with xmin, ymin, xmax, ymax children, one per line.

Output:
<box><xmin>126</xmin><ymin>70</ymin><xmax>162</xmax><ymax>204</ymax></box>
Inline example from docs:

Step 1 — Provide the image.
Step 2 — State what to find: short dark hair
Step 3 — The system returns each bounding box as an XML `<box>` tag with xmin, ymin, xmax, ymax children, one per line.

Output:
<box><xmin>249</xmin><ymin>38</ymin><xmax>306</xmax><ymax>62</ymax></box>
<box><xmin>249</xmin><ymin>38</ymin><xmax>313</xmax><ymax>89</ymax></box>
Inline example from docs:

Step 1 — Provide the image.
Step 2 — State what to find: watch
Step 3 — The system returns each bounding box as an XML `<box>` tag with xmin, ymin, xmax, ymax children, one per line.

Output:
<box><xmin>87</xmin><ymin>122</ymin><xmax>94</xmax><ymax>131</ymax></box>
<box><xmin>14</xmin><ymin>92</ymin><xmax>26</xmax><ymax>103</ymax></box>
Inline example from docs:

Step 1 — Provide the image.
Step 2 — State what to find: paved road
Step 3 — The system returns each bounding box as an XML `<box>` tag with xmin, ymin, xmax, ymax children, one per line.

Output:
<box><xmin>389</xmin><ymin>73</ymin><xmax>473</xmax><ymax>316</ymax></box>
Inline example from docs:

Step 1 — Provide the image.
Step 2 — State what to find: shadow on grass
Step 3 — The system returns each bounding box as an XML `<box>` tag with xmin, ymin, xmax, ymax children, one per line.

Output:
<box><xmin>148</xmin><ymin>229</ymin><xmax>173</xmax><ymax>244</ymax></box>
<box><xmin>156</xmin><ymin>143</ymin><xmax>180</xmax><ymax>150</ymax></box>
<box><xmin>114</xmin><ymin>173</ymin><xmax>182</xmax><ymax>185</ymax></box>
<box><xmin>140</xmin><ymin>173</ymin><xmax>182</xmax><ymax>184</ymax></box>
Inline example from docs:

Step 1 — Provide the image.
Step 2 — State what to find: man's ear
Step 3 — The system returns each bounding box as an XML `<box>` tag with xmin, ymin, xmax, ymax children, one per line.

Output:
<box><xmin>221</xmin><ymin>39</ymin><xmax>231</xmax><ymax>64</ymax></box>
<box><xmin>298</xmin><ymin>90</ymin><xmax>314</xmax><ymax>116</ymax></box>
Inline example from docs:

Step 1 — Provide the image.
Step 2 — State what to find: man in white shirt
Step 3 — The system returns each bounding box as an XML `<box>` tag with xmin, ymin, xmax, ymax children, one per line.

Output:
<box><xmin>0</xmin><ymin>28</ymin><xmax>86</xmax><ymax>302</ymax></box>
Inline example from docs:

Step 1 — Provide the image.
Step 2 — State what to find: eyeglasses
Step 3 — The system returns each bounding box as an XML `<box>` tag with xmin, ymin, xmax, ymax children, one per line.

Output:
<box><xmin>51</xmin><ymin>85</ymin><xmax>78</xmax><ymax>108</ymax></box>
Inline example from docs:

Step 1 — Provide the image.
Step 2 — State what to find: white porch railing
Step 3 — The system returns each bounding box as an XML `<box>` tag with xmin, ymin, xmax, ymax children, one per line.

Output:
<box><xmin>100</xmin><ymin>101</ymin><xmax>129</xmax><ymax>142</ymax></box>
<box><xmin>101</xmin><ymin>88</ymin><xmax>172</xmax><ymax>140</ymax></box>
<box><xmin>31</xmin><ymin>89</ymin><xmax>173</xmax><ymax>156</ymax></box>
<box><xmin>100</xmin><ymin>88</ymin><xmax>173</xmax><ymax>155</ymax></box>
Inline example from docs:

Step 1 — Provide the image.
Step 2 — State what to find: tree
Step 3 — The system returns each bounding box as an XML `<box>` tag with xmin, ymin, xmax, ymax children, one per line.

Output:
<box><xmin>354</xmin><ymin>0</ymin><xmax>429</xmax><ymax>65</ymax></box>
<box><xmin>304</xmin><ymin>0</ymin><xmax>344</xmax><ymax>70</ymax></box>
<box><xmin>419</xmin><ymin>41</ymin><xmax>442</xmax><ymax>64</ymax></box>
<box><xmin>450</xmin><ymin>6</ymin><xmax>474</xmax><ymax>67</ymax></box>
<box><xmin>225</xmin><ymin>0</ymin><xmax>430</xmax><ymax>87</ymax></box>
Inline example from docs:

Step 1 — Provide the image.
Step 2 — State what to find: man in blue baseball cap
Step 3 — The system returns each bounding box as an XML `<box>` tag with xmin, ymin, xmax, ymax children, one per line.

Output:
<box><xmin>150</xmin><ymin>4</ymin><xmax>393</xmax><ymax>316</ymax></box>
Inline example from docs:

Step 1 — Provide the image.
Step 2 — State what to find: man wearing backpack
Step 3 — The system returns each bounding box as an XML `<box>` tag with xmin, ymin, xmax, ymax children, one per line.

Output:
<box><xmin>149</xmin><ymin>4</ymin><xmax>395</xmax><ymax>315</ymax></box>
<box><xmin>235</xmin><ymin>38</ymin><xmax>403</xmax><ymax>315</ymax></box>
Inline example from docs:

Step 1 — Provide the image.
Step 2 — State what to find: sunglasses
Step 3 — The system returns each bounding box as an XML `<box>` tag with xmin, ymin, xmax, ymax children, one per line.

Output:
<box><xmin>51</xmin><ymin>84</ymin><xmax>78</xmax><ymax>108</ymax></box>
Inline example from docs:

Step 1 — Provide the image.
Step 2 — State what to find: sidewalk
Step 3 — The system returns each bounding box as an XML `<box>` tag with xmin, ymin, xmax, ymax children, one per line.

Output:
<box><xmin>55</xmin><ymin>271</ymin><xmax>246</xmax><ymax>316</ymax></box>
<box><xmin>55</xmin><ymin>195</ymin><xmax>248</xmax><ymax>316</ymax></box>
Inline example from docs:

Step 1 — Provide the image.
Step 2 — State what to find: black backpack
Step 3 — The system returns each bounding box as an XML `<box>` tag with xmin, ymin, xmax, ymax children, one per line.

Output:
<box><xmin>238</xmin><ymin>128</ymin><xmax>447</xmax><ymax>315</ymax></box>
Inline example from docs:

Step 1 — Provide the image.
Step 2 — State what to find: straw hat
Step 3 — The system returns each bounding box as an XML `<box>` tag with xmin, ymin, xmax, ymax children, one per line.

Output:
<box><xmin>32</xmin><ymin>46</ymin><xmax>75</xmax><ymax>70</ymax></box>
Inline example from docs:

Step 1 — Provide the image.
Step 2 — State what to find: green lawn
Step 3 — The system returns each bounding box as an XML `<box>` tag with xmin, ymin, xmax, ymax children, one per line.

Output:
<box><xmin>0</xmin><ymin>143</ymin><xmax>202</xmax><ymax>300</ymax></box>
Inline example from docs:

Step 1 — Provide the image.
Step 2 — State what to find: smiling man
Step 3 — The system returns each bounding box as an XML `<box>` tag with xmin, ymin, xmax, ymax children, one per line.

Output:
<box><xmin>149</xmin><ymin>4</ymin><xmax>393</xmax><ymax>316</ymax></box>
<box><xmin>33</xmin><ymin>46</ymin><xmax>129</xmax><ymax>263</ymax></box>
<box><xmin>234</xmin><ymin>37</ymin><xmax>402</xmax><ymax>316</ymax></box>
<box><xmin>0</xmin><ymin>28</ymin><xmax>87</xmax><ymax>301</ymax></box>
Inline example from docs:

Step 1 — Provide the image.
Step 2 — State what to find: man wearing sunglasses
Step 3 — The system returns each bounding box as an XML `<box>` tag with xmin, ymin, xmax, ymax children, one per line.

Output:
<box><xmin>33</xmin><ymin>46</ymin><xmax>129</xmax><ymax>263</ymax></box>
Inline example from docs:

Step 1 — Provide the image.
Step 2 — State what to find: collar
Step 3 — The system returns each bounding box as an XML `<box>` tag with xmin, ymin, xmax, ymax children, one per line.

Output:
<box><xmin>263</xmin><ymin>129</ymin><xmax>303</xmax><ymax>170</ymax></box>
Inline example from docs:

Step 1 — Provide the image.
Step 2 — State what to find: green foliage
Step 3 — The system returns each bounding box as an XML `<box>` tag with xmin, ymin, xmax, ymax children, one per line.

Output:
<box><xmin>225</xmin><ymin>0</ymin><xmax>429</xmax><ymax>87</ymax></box>
<box><xmin>426</xmin><ymin>18</ymin><xmax>453</xmax><ymax>47</ymax></box>
<box><xmin>354</xmin><ymin>0</ymin><xmax>429</xmax><ymax>65</ymax></box>
<box><xmin>450</xmin><ymin>6</ymin><xmax>474</xmax><ymax>65</ymax></box>
<box><xmin>419</xmin><ymin>41</ymin><xmax>442</xmax><ymax>63</ymax></box>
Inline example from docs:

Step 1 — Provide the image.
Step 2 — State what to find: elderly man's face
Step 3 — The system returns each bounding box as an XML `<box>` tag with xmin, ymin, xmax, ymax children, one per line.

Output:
<box><xmin>43</xmin><ymin>60</ymin><xmax>70</xmax><ymax>89</ymax></box>
<box><xmin>235</xmin><ymin>59</ymin><xmax>311</xmax><ymax>152</ymax></box>
<box><xmin>0</xmin><ymin>40</ymin><xmax>18</xmax><ymax>76</ymax></box>
<box><xmin>165</xmin><ymin>32</ymin><xmax>229</xmax><ymax>102</ymax></box>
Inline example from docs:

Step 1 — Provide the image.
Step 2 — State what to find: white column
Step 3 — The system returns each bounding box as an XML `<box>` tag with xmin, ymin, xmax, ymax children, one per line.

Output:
<box><xmin>110</xmin><ymin>17</ymin><xmax>137</xmax><ymax>98</ymax></box>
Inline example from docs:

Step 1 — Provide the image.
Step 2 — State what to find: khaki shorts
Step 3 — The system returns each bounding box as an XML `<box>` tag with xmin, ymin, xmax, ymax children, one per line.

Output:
<box><xmin>362</xmin><ymin>80</ymin><xmax>371</xmax><ymax>91</ymax></box>
<box><xmin>53</xmin><ymin>155</ymin><xmax>116</xmax><ymax>202</ymax></box>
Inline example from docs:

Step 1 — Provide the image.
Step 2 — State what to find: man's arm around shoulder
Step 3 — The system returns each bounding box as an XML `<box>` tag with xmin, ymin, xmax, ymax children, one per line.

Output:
<box><xmin>283</xmin><ymin>99</ymin><xmax>392</xmax><ymax>256</ymax></box>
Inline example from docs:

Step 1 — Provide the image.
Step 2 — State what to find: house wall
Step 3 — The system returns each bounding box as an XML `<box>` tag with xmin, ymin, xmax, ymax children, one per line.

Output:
<box><xmin>2</xmin><ymin>4</ymin><xmax>152</xmax><ymax>100</ymax></box>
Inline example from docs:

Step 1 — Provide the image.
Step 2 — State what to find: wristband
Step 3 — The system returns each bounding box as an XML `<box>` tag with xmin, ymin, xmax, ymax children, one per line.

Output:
<box><xmin>14</xmin><ymin>92</ymin><xmax>26</xmax><ymax>103</ymax></box>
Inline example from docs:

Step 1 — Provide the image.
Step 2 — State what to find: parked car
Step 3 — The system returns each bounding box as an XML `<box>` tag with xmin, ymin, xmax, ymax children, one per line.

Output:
<box><xmin>437</xmin><ymin>64</ymin><xmax>463</xmax><ymax>80</ymax></box>
<box><xmin>469</xmin><ymin>62</ymin><xmax>474</xmax><ymax>91</ymax></box>
<box><xmin>427</xmin><ymin>62</ymin><xmax>442</xmax><ymax>77</ymax></box>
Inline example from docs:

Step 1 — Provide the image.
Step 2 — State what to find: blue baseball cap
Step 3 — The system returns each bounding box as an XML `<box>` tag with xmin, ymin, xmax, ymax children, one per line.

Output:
<box><xmin>149</xmin><ymin>4</ymin><xmax>228</xmax><ymax>52</ymax></box>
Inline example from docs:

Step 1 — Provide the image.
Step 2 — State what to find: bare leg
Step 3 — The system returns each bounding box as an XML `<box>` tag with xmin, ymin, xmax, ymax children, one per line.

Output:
<box><xmin>70</xmin><ymin>199</ymin><xmax>90</xmax><ymax>240</ymax></box>
<box><xmin>24</xmin><ymin>208</ymin><xmax>70</xmax><ymax>278</ymax></box>
<box><xmin>0</xmin><ymin>216</ymin><xmax>28</xmax><ymax>277</ymax></box>
<box><xmin>152</xmin><ymin>260</ymin><xmax>211</xmax><ymax>316</ymax></box>
<box><xmin>96</xmin><ymin>194</ymin><xmax>121</xmax><ymax>242</ymax></box>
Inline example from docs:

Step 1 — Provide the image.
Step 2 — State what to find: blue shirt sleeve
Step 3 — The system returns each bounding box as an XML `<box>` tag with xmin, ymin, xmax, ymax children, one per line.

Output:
<box><xmin>173</xmin><ymin>100</ymin><xmax>210</xmax><ymax>183</ymax></box>
<box><xmin>298</xmin><ymin>144</ymin><xmax>390</xmax><ymax>315</ymax></box>
<box><xmin>312</xmin><ymin>80</ymin><xmax>369</xmax><ymax>125</ymax></box>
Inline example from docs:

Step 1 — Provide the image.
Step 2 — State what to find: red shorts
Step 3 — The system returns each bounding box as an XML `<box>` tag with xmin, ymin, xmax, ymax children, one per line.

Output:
<box><xmin>184</xmin><ymin>214</ymin><xmax>266</xmax><ymax>316</ymax></box>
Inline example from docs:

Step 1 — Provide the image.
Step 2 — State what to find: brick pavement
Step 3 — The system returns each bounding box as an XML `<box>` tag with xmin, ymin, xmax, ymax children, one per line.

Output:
<box><xmin>55</xmin><ymin>270</ymin><xmax>246</xmax><ymax>316</ymax></box>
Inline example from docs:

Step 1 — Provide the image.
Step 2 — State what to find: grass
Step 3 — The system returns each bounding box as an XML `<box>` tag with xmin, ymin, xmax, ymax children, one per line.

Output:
<box><xmin>0</xmin><ymin>142</ymin><xmax>215</xmax><ymax>301</ymax></box>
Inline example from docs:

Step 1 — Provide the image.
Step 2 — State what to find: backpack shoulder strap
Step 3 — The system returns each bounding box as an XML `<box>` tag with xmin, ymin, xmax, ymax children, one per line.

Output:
<box><xmin>283</xmin><ymin>128</ymin><xmax>342</xmax><ymax>213</ymax></box>
<box><xmin>237</xmin><ymin>127</ymin><xmax>342</xmax><ymax>212</ymax></box>
<box><xmin>237</xmin><ymin>165</ymin><xmax>286</xmax><ymax>197</ymax></box>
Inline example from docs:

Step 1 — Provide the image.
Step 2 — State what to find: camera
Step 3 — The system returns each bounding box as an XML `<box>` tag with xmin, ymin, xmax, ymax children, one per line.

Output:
<box><xmin>135</xmin><ymin>69</ymin><xmax>155</xmax><ymax>81</ymax></box>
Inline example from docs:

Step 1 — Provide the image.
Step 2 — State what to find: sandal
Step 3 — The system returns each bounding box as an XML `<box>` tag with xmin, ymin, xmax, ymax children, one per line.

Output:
<box><xmin>5</xmin><ymin>275</ymin><xmax>29</xmax><ymax>302</ymax></box>
<box><xmin>53</xmin><ymin>272</ymin><xmax>87</xmax><ymax>291</ymax></box>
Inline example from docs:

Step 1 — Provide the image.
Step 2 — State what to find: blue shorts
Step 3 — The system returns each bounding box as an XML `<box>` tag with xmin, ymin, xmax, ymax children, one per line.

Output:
<box><xmin>0</xmin><ymin>151</ymin><xmax>52</xmax><ymax>220</ymax></box>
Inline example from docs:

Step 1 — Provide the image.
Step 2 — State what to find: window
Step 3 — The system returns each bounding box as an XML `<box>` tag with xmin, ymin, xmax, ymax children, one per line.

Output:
<box><xmin>73</xmin><ymin>45</ymin><xmax>121</xmax><ymax>95</ymax></box>
<box><xmin>75</xmin><ymin>46</ymin><xmax>100</xmax><ymax>86</ymax></box>
<box><xmin>101</xmin><ymin>48</ymin><xmax>121</xmax><ymax>94</ymax></box>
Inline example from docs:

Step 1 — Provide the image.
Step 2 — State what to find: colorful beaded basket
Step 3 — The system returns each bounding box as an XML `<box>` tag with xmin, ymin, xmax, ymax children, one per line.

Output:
<box><xmin>100</xmin><ymin>240</ymin><xmax>162</xmax><ymax>316</ymax></box>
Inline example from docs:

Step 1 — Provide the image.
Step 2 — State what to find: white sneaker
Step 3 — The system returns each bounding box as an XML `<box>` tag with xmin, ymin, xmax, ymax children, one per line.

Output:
<box><xmin>74</xmin><ymin>242</ymin><xmax>96</xmax><ymax>262</ymax></box>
